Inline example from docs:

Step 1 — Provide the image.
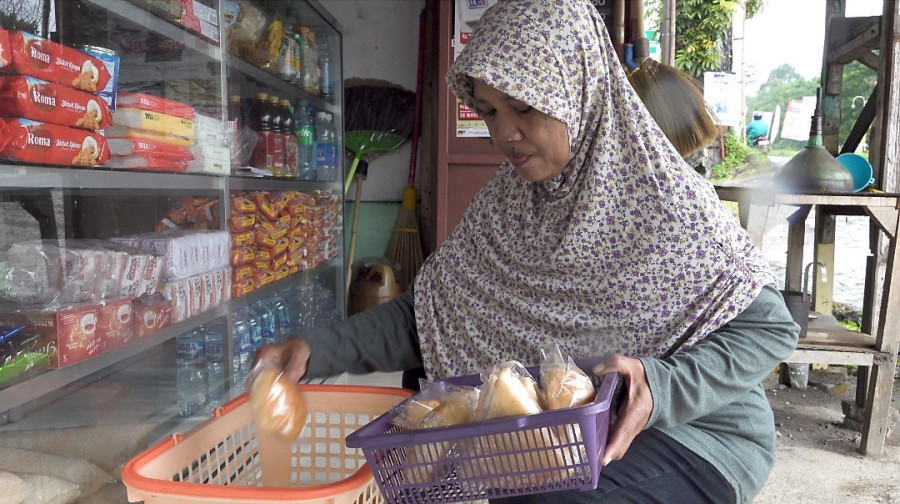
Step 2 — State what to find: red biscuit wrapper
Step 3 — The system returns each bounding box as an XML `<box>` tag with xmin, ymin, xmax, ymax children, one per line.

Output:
<box><xmin>0</xmin><ymin>76</ymin><xmax>112</xmax><ymax>130</ymax></box>
<box><xmin>7</xmin><ymin>30</ymin><xmax>111</xmax><ymax>92</ymax></box>
<box><xmin>0</xmin><ymin>117</ymin><xmax>109</xmax><ymax>166</ymax></box>
<box><xmin>0</xmin><ymin>27</ymin><xmax>10</xmax><ymax>68</ymax></box>
<box><xmin>116</xmin><ymin>92</ymin><xmax>195</xmax><ymax>119</ymax></box>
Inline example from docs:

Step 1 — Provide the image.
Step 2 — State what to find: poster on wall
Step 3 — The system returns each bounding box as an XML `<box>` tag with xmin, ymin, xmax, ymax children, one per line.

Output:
<box><xmin>703</xmin><ymin>72</ymin><xmax>742</xmax><ymax>128</ymax></box>
<box><xmin>780</xmin><ymin>96</ymin><xmax>817</xmax><ymax>141</ymax></box>
<box><xmin>454</xmin><ymin>0</ymin><xmax>496</xmax><ymax>137</ymax></box>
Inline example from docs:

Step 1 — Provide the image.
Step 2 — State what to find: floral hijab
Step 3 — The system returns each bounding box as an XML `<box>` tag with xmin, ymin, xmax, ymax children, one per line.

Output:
<box><xmin>413</xmin><ymin>0</ymin><xmax>774</xmax><ymax>379</ymax></box>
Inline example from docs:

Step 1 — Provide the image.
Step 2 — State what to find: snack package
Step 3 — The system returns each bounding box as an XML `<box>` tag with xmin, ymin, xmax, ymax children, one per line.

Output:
<box><xmin>0</xmin><ymin>76</ymin><xmax>112</xmax><ymax>130</ymax></box>
<box><xmin>0</xmin><ymin>118</ymin><xmax>109</xmax><ymax>166</ymax></box>
<box><xmin>115</xmin><ymin>92</ymin><xmax>195</xmax><ymax>119</ymax></box>
<box><xmin>473</xmin><ymin>361</ymin><xmax>541</xmax><ymax>421</ymax></box>
<box><xmin>107</xmin><ymin>138</ymin><xmax>193</xmax><ymax>160</ymax></box>
<box><xmin>6</xmin><ymin>30</ymin><xmax>111</xmax><ymax>92</ymax></box>
<box><xmin>104</xmin><ymin>125</ymin><xmax>195</xmax><ymax>147</ymax></box>
<box><xmin>104</xmin><ymin>155</ymin><xmax>188</xmax><ymax>172</ymax></box>
<box><xmin>111</xmin><ymin>107</ymin><xmax>195</xmax><ymax>138</ymax></box>
<box><xmin>0</xmin><ymin>27</ymin><xmax>10</xmax><ymax>68</ymax></box>
<box><xmin>539</xmin><ymin>344</ymin><xmax>596</xmax><ymax>410</ymax></box>
<box><xmin>249</xmin><ymin>365</ymin><xmax>307</xmax><ymax>439</ymax></box>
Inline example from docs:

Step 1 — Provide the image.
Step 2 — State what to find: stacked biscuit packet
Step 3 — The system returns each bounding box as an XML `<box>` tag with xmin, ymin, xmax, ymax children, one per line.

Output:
<box><xmin>389</xmin><ymin>344</ymin><xmax>597</xmax><ymax>487</ymax></box>
<box><xmin>0</xmin><ymin>28</ymin><xmax>112</xmax><ymax>166</ymax></box>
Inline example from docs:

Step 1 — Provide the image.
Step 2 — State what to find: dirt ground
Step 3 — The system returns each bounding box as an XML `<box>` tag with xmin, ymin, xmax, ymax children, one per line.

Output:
<box><xmin>754</xmin><ymin>366</ymin><xmax>900</xmax><ymax>503</ymax></box>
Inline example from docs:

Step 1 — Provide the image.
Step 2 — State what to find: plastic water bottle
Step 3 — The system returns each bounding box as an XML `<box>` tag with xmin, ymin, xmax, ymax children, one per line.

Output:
<box><xmin>243</xmin><ymin>306</ymin><xmax>263</xmax><ymax>358</ymax></box>
<box><xmin>295</xmin><ymin>100</ymin><xmax>316</xmax><ymax>180</ymax></box>
<box><xmin>315</xmin><ymin>111</ymin><xmax>338</xmax><ymax>182</ymax></box>
<box><xmin>272</xmin><ymin>291</ymin><xmax>292</xmax><ymax>342</ymax></box>
<box><xmin>205</xmin><ymin>322</ymin><xmax>226</xmax><ymax>406</ymax></box>
<box><xmin>231</xmin><ymin>310</ymin><xmax>252</xmax><ymax>392</ymax></box>
<box><xmin>176</xmin><ymin>328</ymin><xmax>207</xmax><ymax>416</ymax></box>
<box><xmin>254</xmin><ymin>300</ymin><xmax>276</xmax><ymax>347</ymax></box>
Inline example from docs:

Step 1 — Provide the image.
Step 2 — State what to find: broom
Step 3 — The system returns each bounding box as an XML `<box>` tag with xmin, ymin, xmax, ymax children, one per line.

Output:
<box><xmin>343</xmin><ymin>80</ymin><xmax>415</xmax><ymax>297</ymax></box>
<box><xmin>386</xmin><ymin>9</ymin><xmax>426</xmax><ymax>292</ymax></box>
<box><xmin>343</xmin><ymin>79</ymin><xmax>416</xmax><ymax>194</ymax></box>
<box><xmin>624</xmin><ymin>0</ymin><xmax>719</xmax><ymax>157</ymax></box>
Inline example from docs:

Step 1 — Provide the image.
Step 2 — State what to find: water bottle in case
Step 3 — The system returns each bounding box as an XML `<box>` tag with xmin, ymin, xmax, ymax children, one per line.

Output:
<box><xmin>205</xmin><ymin>322</ymin><xmax>226</xmax><ymax>406</ymax></box>
<box><xmin>244</xmin><ymin>306</ymin><xmax>263</xmax><ymax>357</ymax></box>
<box><xmin>231</xmin><ymin>310</ymin><xmax>252</xmax><ymax>392</ymax></box>
<box><xmin>176</xmin><ymin>328</ymin><xmax>207</xmax><ymax>416</ymax></box>
<box><xmin>272</xmin><ymin>291</ymin><xmax>292</xmax><ymax>342</ymax></box>
<box><xmin>254</xmin><ymin>300</ymin><xmax>276</xmax><ymax>347</ymax></box>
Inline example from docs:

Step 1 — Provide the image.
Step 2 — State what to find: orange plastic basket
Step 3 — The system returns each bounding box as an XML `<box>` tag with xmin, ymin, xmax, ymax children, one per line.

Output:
<box><xmin>122</xmin><ymin>384</ymin><xmax>412</xmax><ymax>504</ymax></box>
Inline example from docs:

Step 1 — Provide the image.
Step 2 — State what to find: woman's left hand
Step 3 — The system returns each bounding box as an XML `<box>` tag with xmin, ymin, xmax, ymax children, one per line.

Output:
<box><xmin>592</xmin><ymin>355</ymin><xmax>653</xmax><ymax>466</ymax></box>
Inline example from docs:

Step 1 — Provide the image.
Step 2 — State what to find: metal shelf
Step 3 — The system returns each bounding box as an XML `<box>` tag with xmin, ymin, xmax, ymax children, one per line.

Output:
<box><xmin>227</xmin><ymin>56</ymin><xmax>335</xmax><ymax>113</ymax></box>
<box><xmin>82</xmin><ymin>0</ymin><xmax>222</xmax><ymax>60</ymax></box>
<box><xmin>0</xmin><ymin>305</ymin><xmax>226</xmax><ymax>414</ymax></box>
<box><xmin>0</xmin><ymin>163</ymin><xmax>227</xmax><ymax>192</ymax></box>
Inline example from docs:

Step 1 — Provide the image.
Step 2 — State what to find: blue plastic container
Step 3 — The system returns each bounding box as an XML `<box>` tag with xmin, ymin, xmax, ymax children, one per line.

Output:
<box><xmin>836</xmin><ymin>153</ymin><xmax>875</xmax><ymax>192</ymax></box>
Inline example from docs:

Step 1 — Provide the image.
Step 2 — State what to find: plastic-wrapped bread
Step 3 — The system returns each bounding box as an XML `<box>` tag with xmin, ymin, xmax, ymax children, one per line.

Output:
<box><xmin>249</xmin><ymin>367</ymin><xmax>307</xmax><ymax>439</ymax></box>
<box><xmin>469</xmin><ymin>361</ymin><xmax>575</xmax><ymax>489</ymax></box>
<box><xmin>400</xmin><ymin>386</ymin><xmax>477</xmax><ymax>484</ymax></box>
<box><xmin>539</xmin><ymin>345</ymin><xmax>595</xmax><ymax>410</ymax></box>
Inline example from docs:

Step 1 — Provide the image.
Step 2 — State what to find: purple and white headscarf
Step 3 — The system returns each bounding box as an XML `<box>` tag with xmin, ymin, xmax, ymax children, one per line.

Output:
<box><xmin>413</xmin><ymin>0</ymin><xmax>774</xmax><ymax>379</ymax></box>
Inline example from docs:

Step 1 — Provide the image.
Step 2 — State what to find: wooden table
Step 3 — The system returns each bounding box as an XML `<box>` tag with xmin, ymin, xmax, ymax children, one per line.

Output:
<box><xmin>716</xmin><ymin>183</ymin><xmax>899</xmax><ymax>456</ymax></box>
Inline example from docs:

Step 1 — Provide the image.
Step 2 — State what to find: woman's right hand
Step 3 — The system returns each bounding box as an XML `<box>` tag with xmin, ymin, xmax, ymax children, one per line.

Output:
<box><xmin>248</xmin><ymin>338</ymin><xmax>312</xmax><ymax>388</ymax></box>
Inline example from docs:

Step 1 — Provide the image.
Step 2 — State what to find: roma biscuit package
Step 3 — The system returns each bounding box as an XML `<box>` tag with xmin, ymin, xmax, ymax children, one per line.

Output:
<box><xmin>0</xmin><ymin>27</ymin><xmax>9</xmax><ymax>68</ymax></box>
<box><xmin>0</xmin><ymin>118</ymin><xmax>110</xmax><ymax>167</ymax></box>
<box><xmin>6</xmin><ymin>30</ymin><xmax>111</xmax><ymax>92</ymax></box>
<box><xmin>0</xmin><ymin>76</ymin><xmax>112</xmax><ymax>130</ymax></box>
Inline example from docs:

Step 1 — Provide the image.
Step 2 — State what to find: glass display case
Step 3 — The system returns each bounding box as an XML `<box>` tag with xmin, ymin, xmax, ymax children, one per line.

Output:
<box><xmin>0</xmin><ymin>1</ymin><xmax>343</xmax><ymax>500</ymax></box>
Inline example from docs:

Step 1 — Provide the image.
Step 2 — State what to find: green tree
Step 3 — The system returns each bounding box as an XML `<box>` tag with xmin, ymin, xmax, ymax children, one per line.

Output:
<box><xmin>745</xmin><ymin>64</ymin><xmax>820</xmax><ymax>149</ymax></box>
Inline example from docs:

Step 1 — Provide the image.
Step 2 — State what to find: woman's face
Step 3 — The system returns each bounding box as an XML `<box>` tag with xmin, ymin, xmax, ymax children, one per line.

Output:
<box><xmin>472</xmin><ymin>79</ymin><xmax>570</xmax><ymax>182</ymax></box>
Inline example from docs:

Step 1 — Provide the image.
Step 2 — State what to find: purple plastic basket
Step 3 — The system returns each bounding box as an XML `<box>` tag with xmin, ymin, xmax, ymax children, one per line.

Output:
<box><xmin>345</xmin><ymin>364</ymin><xmax>618</xmax><ymax>504</ymax></box>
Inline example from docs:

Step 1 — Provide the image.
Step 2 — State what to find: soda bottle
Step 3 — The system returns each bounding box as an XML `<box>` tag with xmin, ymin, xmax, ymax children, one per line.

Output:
<box><xmin>231</xmin><ymin>310</ymin><xmax>252</xmax><ymax>392</ymax></box>
<box><xmin>295</xmin><ymin>100</ymin><xmax>316</xmax><ymax>180</ymax></box>
<box><xmin>315</xmin><ymin>111</ymin><xmax>338</xmax><ymax>181</ymax></box>
<box><xmin>248</xmin><ymin>92</ymin><xmax>272</xmax><ymax>170</ymax></box>
<box><xmin>254</xmin><ymin>300</ymin><xmax>277</xmax><ymax>347</ymax></box>
<box><xmin>300</xmin><ymin>27</ymin><xmax>319</xmax><ymax>95</ymax></box>
<box><xmin>281</xmin><ymin>99</ymin><xmax>297</xmax><ymax>178</ymax></box>
<box><xmin>205</xmin><ymin>322</ymin><xmax>226</xmax><ymax>406</ymax></box>
<box><xmin>176</xmin><ymin>328</ymin><xmax>207</xmax><ymax>416</ymax></box>
<box><xmin>268</xmin><ymin>94</ymin><xmax>285</xmax><ymax>176</ymax></box>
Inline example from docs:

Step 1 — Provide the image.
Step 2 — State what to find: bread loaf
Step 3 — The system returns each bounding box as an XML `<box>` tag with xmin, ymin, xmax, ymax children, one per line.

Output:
<box><xmin>249</xmin><ymin>368</ymin><xmax>308</xmax><ymax>439</ymax></box>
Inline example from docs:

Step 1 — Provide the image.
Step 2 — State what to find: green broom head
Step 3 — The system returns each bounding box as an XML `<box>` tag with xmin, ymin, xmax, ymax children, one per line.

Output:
<box><xmin>628</xmin><ymin>58</ymin><xmax>720</xmax><ymax>157</ymax></box>
<box><xmin>344</xmin><ymin>78</ymin><xmax>416</xmax><ymax>161</ymax></box>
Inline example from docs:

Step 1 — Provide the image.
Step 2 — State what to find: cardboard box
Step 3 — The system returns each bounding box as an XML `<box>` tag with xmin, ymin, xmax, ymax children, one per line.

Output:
<box><xmin>0</xmin><ymin>304</ymin><xmax>104</xmax><ymax>367</ymax></box>
<box><xmin>132</xmin><ymin>295</ymin><xmax>173</xmax><ymax>340</ymax></box>
<box><xmin>99</xmin><ymin>298</ymin><xmax>134</xmax><ymax>350</ymax></box>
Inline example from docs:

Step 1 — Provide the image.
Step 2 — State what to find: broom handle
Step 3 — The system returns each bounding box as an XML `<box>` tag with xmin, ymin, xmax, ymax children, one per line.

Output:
<box><xmin>346</xmin><ymin>173</ymin><xmax>363</xmax><ymax>297</ymax></box>
<box><xmin>408</xmin><ymin>9</ymin><xmax>426</xmax><ymax>186</ymax></box>
<box><xmin>344</xmin><ymin>155</ymin><xmax>361</xmax><ymax>194</ymax></box>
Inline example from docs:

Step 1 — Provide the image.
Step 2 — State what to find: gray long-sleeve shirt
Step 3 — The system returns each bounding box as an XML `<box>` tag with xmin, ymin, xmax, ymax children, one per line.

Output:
<box><xmin>301</xmin><ymin>283</ymin><xmax>799</xmax><ymax>503</ymax></box>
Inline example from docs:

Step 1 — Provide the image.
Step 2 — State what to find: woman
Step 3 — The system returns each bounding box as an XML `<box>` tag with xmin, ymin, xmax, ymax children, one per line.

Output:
<box><xmin>253</xmin><ymin>1</ymin><xmax>799</xmax><ymax>502</ymax></box>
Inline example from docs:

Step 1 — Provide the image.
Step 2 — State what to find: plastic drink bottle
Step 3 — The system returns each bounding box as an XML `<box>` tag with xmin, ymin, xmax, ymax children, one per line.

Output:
<box><xmin>281</xmin><ymin>99</ymin><xmax>297</xmax><ymax>177</ymax></box>
<box><xmin>315</xmin><ymin>111</ymin><xmax>338</xmax><ymax>181</ymax></box>
<box><xmin>272</xmin><ymin>291</ymin><xmax>292</xmax><ymax>342</ymax></box>
<box><xmin>231</xmin><ymin>310</ymin><xmax>252</xmax><ymax>392</ymax></box>
<box><xmin>268</xmin><ymin>94</ymin><xmax>285</xmax><ymax>176</ymax></box>
<box><xmin>176</xmin><ymin>328</ymin><xmax>207</xmax><ymax>416</ymax></box>
<box><xmin>295</xmin><ymin>100</ymin><xmax>316</xmax><ymax>180</ymax></box>
<box><xmin>205</xmin><ymin>322</ymin><xmax>226</xmax><ymax>406</ymax></box>
<box><xmin>254</xmin><ymin>300</ymin><xmax>277</xmax><ymax>347</ymax></box>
